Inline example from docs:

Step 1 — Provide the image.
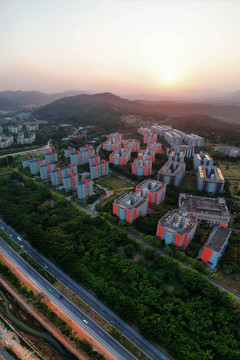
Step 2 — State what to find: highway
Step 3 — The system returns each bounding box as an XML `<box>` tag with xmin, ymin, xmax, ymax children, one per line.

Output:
<box><xmin>0</xmin><ymin>219</ymin><xmax>170</xmax><ymax>360</ymax></box>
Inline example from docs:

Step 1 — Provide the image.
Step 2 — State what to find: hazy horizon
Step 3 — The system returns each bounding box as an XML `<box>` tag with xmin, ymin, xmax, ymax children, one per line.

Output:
<box><xmin>1</xmin><ymin>0</ymin><xmax>240</xmax><ymax>97</ymax></box>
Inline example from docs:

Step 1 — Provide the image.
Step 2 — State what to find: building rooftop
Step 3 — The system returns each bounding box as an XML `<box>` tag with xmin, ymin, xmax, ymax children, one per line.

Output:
<box><xmin>199</xmin><ymin>165</ymin><xmax>224</xmax><ymax>182</ymax></box>
<box><xmin>110</xmin><ymin>148</ymin><xmax>131</xmax><ymax>158</ymax></box>
<box><xmin>203</xmin><ymin>226</ymin><xmax>231</xmax><ymax>252</ymax></box>
<box><xmin>159</xmin><ymin>161</ymin><xmax>186</xmax><ymax>176</ymax></box>
<box><xmin>136</xmin><ymin>179</ymin><xmax>165</xmax><ymax>193</ymax></box>
<box><xmin>114</xmin><ymin>191</ymin><xmax>147</xmax><ymax>210</ymax></box>
<box><xmin>132</xmin><ymin>158</ymin><xmax>152</xmax><ymax>167</ymax></box>
<box><xmin>179</xmin><ymin>193</ymin><xmax>230</xmax><ymax>217</ymax></box>
<box><xmin>158</xmin><ymin>209</ymin><xmax>197</xmax><ymax>235</ymax></box>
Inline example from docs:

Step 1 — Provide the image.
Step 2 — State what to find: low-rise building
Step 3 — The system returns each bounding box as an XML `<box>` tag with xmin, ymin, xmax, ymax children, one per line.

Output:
<box><xmin>113</xmin><ymin>192</ymin><xmax>148</xmax><ymax>224</ymax></box>
<box><xmin>77</xmin><ymin>179</ymin><xmax>94</xmax><ymax>199</ymax></box>
<box><xmin>62</xmin><ymin>173</ymin><xmax>79</xmax><ymax>191</ymax></box>
<box><xmin>171</xmin><ymin>145</ymin><xmax>195</xmax><ymax>158</ymax></box>
<box><xmin>168</xmin><ymin>151</ymin><xmax>185</xmax><ymax>163</ymax></box>
<box><xmin>197</xmin><ymin>165</ymin><xmax>225</xmax><ymax>194</ymax></box>
<box><xmin>109</xmin><ymin>148</ymin><xmax>131</xmax><ymax>166</ymax></box>
<box><xmin>193</xmin><ymin>152</ymin><xmax>213</xmax><ymax>170</ymax></box>
<box><xmin>156</xmin><ymin>209</ymin><xmax>198</xmax><ymax>249</ymax></box>
<box><xmin>184</xmin><ymin>133</ymin><xmax>204</xmax><ymax>147</ymax></box>
<box><xmin>122</xmin><ymin>139</ymin><xmax>140</xmax><ymax>152</ymax></box>
<box><xmin>132</xmin><ymin>158</ymin><xmax>152</xmax><ymax>176</ymax></box>
<box><xmin>158</xmin><ymin>161</ymin><xmax>186</xmax><ymax>186</ymax></box>
<box><xmin>198</xmin><ymin>225</ymin><xmax>231</xmax><ymax>269</ymax></box>
<box><xmin>136</xmin><ymin>180</ymin><xmax>166</xmax><ymax>205</ymax></box>
<box><xmin>178</xmin><ymin>193</ymin><xmax>231</xmax><ymax>226</ymax></box>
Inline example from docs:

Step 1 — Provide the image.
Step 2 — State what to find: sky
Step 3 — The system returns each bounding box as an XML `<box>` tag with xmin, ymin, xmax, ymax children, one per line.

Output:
<box><xmin>0</xmin><ymin>0</ymin><xmax>240</xmax><ymax>97</ymax></box>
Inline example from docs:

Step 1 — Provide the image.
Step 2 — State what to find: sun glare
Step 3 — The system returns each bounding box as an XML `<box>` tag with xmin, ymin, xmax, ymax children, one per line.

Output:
<box><xmin>162</xmin><ymin>69</ymin><xmax>177</xmax><ymax>83</ymax></box>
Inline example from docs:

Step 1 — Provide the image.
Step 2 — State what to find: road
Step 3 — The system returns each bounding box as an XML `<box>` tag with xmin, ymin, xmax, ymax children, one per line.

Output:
<box><xmin>0</xmin><ymin>219</ymin><xmax>170</xmax><ymax>360</ymax></box>
<box><xmin>0</xmin><ymin>346</ymin><xmax>15</xmax><ymax>360</ymax></box>
<box><xmin>0</xmin><ymin>238</ymin><xmax>137</xmax><ymax>360</ymax></box>
<box><xmin>0</xmin><ymin>141</ymin><xmax>52</xmax><ymax>159</ymax></box>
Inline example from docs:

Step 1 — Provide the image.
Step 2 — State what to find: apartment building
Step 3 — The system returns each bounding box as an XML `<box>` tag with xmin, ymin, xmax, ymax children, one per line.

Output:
<box><xmin>132</xmin><ymin>158</ymin><xmax>152</xmax><ymax>176</ymax></box>
<box><xmin>198</xmin><ymin>225</ymin><xmax>231</xmax><ymax>269</ymax></box>
<box><xmin>50</xmin><ymin>169</ymin><xmax>62</xmax><ymax>186</ymax></box>
<box><xmin>8</xmin><ymin>125</ymin><xmax>22</xmax><ymax>134</ymax></box>
<box><xmin>61</xmin><ymin>164</ymin><xmax>77</xmax><ymax>178</ymax></box>
<box><xmin>113</xmin><ymin>192</ymin><xmax>148</xmax><ymax>224</ymax></box>
<box><xmin>122</xmin><ymin>139</ymin><xmax>140</xmax><ymax>152</ymax></box>
<box><xmin>164</xmin><ymin>131</ymin><xmax>182</xmax><ymax>145</ymax></box>
<box><xmin>103</xmin><ymin>133</ymin><xmax>122</xmax><ymax>151</ymax></box>
<box><xmin>62</xmin><ymin>173</ymin><xmax>79</xmax><ymax>191</ymax></box>
<box><xmin>17</xmin><ymin>132</ymin><xmax>36</xmax><ymax>144</ymax></box>
<box><xmin>168</xmin><ymin>151</ymin><xmax>185</xmax><ymax>163</ymax></box>
<box><xmin>178</xmin><ymin>193</ymin><xmax>231</xmax><ymax>226</ymax></box>
<box><xmin>157</xmin><ymin>161</ymin><xmax>186</xmax><ymax>186</ymax></box>
<box><xmin>150</xmin><ymin>124</ymin><xmax>172</xmax><ymax>137</ymax></box>
<box><xmin>29</xmin><ymin>158</ymin><xmax>46</xmax><ymax>175</ymax></box>
<box><xmin>147</xmin><ymin>142</ymin><xmax>162</xmax><ymax>154</ymax></box>
<box><xmin>26</xmin><ymin>124</ymin><xmax>39</xmax><ymax>132</ymax></box>
<box><xmin>45</xmin><ymin>152</ymin><xmax>58</xmax><ymax>163</ymax></box>
<box><xmin>39</xmin><ymin>163</ymin><xmax>55</xmax><ymax>180</ymax></box>
<box><xmin>136</xmin><ymin>180</ymin><xmax>166</xmax><ymax>205</ymax></box>
<box><xmin>156</xmin><ymin>209</ymin><xmax>198</xmax><ymax>249</ymax></box>
<box><xmin>184</xmin><ymin>133</ymin><xmax>204</xmax><ymax>147</ymax></box>
<box><xmin>64</xmin><ymin>147</ymin><xmax>76</xmax><ymax>158</ymax></box>
<box><xmin>138</xmin><ymin>148</ymin><xmax>155</xmax><ymax>162</ymax></box>
<box><xmin>0</xmin><ymin>135</ymin><xmax>14</xmax><ymax>148</ymax></box>
<box><xmin>90</xmin><ymin>160</ymin><xmax>109</xmax><ymax>179</ymax></box>
<box><xmin>197</xmin><ymin>165</ymin><xmax>225</xmax><ymax>194</ymax></box>
<box><xmin>171</xmin><ymin>145</ymin><xmax>195</xmax><ymax>158</ymax></box>
<box><xmin>193</xmin><ymin>152</ymin><xmax>213</xmax><ymax>170</ymax></box>
<box><xmin>77</xmin><ymin>179</ymin><xmax>94</xmax><ymax>199</ymax></box>
<box><xmin>109</xmin><ymin>148</ymin><xmax>131</xmax><ymax>166</ymax></box>
<box><xmin>214</xmin><ymin>145</ymin><xmax>240</xmax><ymax>157</ymax></box>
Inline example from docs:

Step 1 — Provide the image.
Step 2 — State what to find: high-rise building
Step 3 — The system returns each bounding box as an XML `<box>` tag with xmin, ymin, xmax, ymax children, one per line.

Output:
<box><xmin>122</xmin><ymin>139</ymin><xmax>140</xmax><ymax>152</ymax></box>
<box><xmin>109</xmin><ymin>148</ymin><xmax>131</xmax><ymax>166</ymax></box>
<box><xmin>40</xmin><ymin>163</ymin><xmax>55</xmax><ymax>180</ymax></box>
<box><xmin>113</xmin><ymin>192</ymin><xmax>148</xmax><ymax>224</ymax></box>
<box><xmin>197</xmin><ymin>165</ymin><xmax>225</xmax><ymax>194</ymax></box>
<box><xmin>103</xmin><ymin>133</ymin><xmax>122</xmax><ymax>151</ymax></box>
<box><xmin>136</xmin><ymin>180</ymin><xmax>166</xmax><ymax>205</ymax></box>
<box><xmin>77</xmin><ymin>179</ymin><xmax>94</xmax><ymax>199</ymax></box>
<box><xmin>132</xmin><ymin>158</ymin><xmax>152</xmax><ymax>176</ymax></box>
<box><xmin>45</xmin><ymin>152</ymin><xmax>58</xmax><ymax>163</ymax></box>
<box><xmin>158</xmin><ymin>161</ymin><xmax>186</xmax><ymax>186</ymax></box>
<box><xmin>64</xmin><ymin>147</ymin><xmax>76</xmax><ymax>158</ymax></box>
<box><xmin>193</xmin><ymin>152</ymin><xmax>213</xmax><ymax>170</ymax></box>
<box><xmin>62</xmin><ymin>173</ymin><xmax>79</xmax><ymax>191</ymax></box>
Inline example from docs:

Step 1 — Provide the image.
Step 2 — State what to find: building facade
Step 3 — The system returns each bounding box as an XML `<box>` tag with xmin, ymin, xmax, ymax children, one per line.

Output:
<box><xmin>62</xmin><ymin>173</ymin><xmax>79</xmax><ymax>191</ymax></box>
<box><xmin>168</xmin><ymin>151</ymin><xmax>185</xmax><ymax>163</ymax></box>
<box><xmin>197</xmin><ymin>165</ymin><xmax>225</xmax><ymax>194</ymax></box>
<box><xmin>157</xmin><ymin>161</ymin><xmax>186</xmax><ymax>186</ymax></box>
<box><xmin>45</xmin><ymin>152</ymin><xmax>58</xmax><ymax>163</ymax></box>
<box><xmin>64</xmin><ymin>147</ymin><xmax>76</xmax><ymax>158</ymax></box>
<box><xmin>122</xmin><ymin>139</ymin><xmax>140</xmax><ymax>152</ymax></box>
<box><xmin>77</xmin><ymin>179</ymin><xmax>94</xmax><ymax>199</ymax></box>
<box><xmin>171</xmin><ymin>145</ymin><xmax>195</xmax><ymax>158</ymax></box>
<box><xmin>132</xmin><ymin>158</ymin><xmax>152</xmax><ymax>176</ymax></box>
<box><xmin>193</xmin><ymin>152</ymin><xmax>213</xmax><ymax>170</ymax></box>
<box><xmin>109</xmin><ymin>148</ymin><xmax>131</xmax><ymax>166</ymax></box>
<box><xmin>184</xmin><ymin>134</ymin><xmax>204</xmax><ymax>147</ymax></box>
<box><xmin>39</xmin><ymin>163</ymin><xmax>55</xmax><ymax>180</ymax></box>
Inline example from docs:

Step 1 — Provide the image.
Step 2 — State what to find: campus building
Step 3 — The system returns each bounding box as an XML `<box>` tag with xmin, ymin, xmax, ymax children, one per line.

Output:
<box><xmin>64</xmin><ymin>147</ymin><xmax>76</xmax><ymax>158</ymax></box>
<box><xmin>197</xmin><ymin>165</ymin><xmax>225</xmax><ymax>194</ymax></box>
<box><xmin>132</xmin><ymin>158</ymin><xmax>152</xmax><ymax>176</ymax></box>
<box><xmin>156</xmin><ymin>209</ymin><xmax>198</xmax><ymax>249</ymax></box>
<box><xmin>136</xmin><ymin>180</ymin><xmax>166</xmax><ymax>205</ymax></box>
<box><xmin>171</xmin><ymin>145</ymin><xmax>195</xmax><ymax>158</ymax></box>
<box><xmin>39</xmin><ymin>163</ymin><xmax>55</xmax><ymax>180</ymax></box>
<box><xmin>147</xmin><ymin>142</ymin><xmax>162</xmax><ymax>154</ymax></box>
<box><xmin>113</xmin><ymin>192</ymin><xmax>148</xmax><ymax>224</ymax></box>
<box><xmin>198</xmin><ymin>225</ymin><xmax>231</xmax><ymax>269</ymax></box>
<box><xmin>178</xmin><ymin>193</ymin><xmax>231</xmax><ymax>226</ymax></box>
<box><xmin>77</xmin><ymin>179</ymin><xmax>94</xmax><ymax>199</ymax></box>
<box><xmin>90</xmin><ymin>160</ymin><xmax>109</xmax><ymax>179</ymax></box>
<box><xmin>62</xmin><ymin>173</ymin><xmax>79</xmax><ymax>191</ymax></box>
<box><xmin>103</xmin><ymin>133</ymin><xmax>122</xmax><ymax>151</ymax></box>
<box><xmin>122</xmin><ymin>139</ymin><xmax>140</xmax><ymax>152</ymax></box>
<box><xmin>138</xmin><ymin>148</ymin><xmax>155</xmax><ymax>162</ymax></box>
<box><xmin>193</xmin><ymin>152</ymin><xmax>213</xmax><ymax>170</ymax></box>
<box><xmin>45</xmin><ymin>152</ymin><xmax>58</xmax><ymax>163</ymax></box>
<box><xmin>109</xmin><ymin>148</ymin><xmax>131</xmax><ymax>166</ymax></box>
<box><xmin>168</xmin><ymin>151</ymin><xmax>185</xmax><ymax>163</ymax></box>
<box><xmin>157</xmin><ymin>161</ymin><xmax>186</xmax><ymax>186</ymax></box>
<box><xmin>184</xmin><ymin>134</ymin><xmax>204</xmax><ymax>147</ymax></box>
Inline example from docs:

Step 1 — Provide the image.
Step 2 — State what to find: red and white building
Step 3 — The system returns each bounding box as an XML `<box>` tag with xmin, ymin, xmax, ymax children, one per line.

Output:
<box><xmin>103</xmin><ymin>133</ymin><xmax>122</xmax><ymax>151</ymax></box>
<box><xmin>109</xmin><ymin>148</ymin><xmax>131</xmax><ymax>166</ymax></box>
<box><xmin>156</xmin><ymin>209</ymin><xmax>198</xmax><ymax>249</ymax></box>
<box><xmin>132</xmin><ymin>158</ymin><xmax>152</xmax><ymax>176</ymax></box>
<box><xmin>147</xmin><ymin>142</ymin><xmax>162</xmax><ymax>155</ymax></box>
<box><xmin>136</xmin><ymin>180</ymin><xmax>166</xmax><ymax>206</ymax></box>
<box><xmin>122</xmin><ymin>139</ymin><xmax>140</xmax><ymax>152</ymax></box>
<box><xmin>113</xmin><ymin>192</ymin><xmax>148</xmax><ymax>224</ymax></box>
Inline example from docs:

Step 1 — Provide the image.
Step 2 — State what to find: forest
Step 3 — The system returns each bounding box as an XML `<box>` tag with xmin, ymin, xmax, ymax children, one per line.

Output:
<box><xmin>0</xmin><ymin>173</ymin><xmax>240</xmax><ymax>360</ymax></box>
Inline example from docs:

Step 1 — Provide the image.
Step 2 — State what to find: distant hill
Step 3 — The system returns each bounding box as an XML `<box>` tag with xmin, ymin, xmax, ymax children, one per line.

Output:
<box><xmin>0</xmin><ymin>90</ymin><xmax>86</xmax><ymax>109</ymax></box>
<box><xmin>34</xmin><ymin>91</ymin><xmax>240</xmax><ymax>121</ymax></box>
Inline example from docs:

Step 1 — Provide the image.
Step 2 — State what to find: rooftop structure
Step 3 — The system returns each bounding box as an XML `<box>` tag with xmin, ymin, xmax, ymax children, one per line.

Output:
<box><xmin>184</xmin><ymin>133</ymin><xmax>204</xmax><ymax>147</ymax></box>
<box><xmin>109</xmin><ymin>148</ymin><xmax>131</xmax><ymax>166</ymax></box>
<box><xmin>103</xmin><ymin>133</ymin><xmax>122</xmax><ymax>151</ymax></box>
<box><xmin>193</xmin><ymin>152</ymin><xmax>213</xmax><ymax>170</ymax></box>
<box><xmin>132</xmin><ymin>158</ymin><xmax>152</xmax><ymax>176</ymax></box>
<box><xmin>113</xmin><ymin>191</ymin><xmax>148</xmax><ymax>224</ymax></box>
<box><xmin>136</xmin><ymin>180</ymin><xmax>166</xmax><ymax>205</ymax></box>
<box><xmin>197</xmin><ymin>165</ymin><xmax>225</xmax><ymax>194</ymax></box>
<box><xmin>198</xmin><ymin>225</ymin><xmax>231</xmax><ymax>269</ymax></box>
<box><xmin>156</xmin><ymin>209</ymin><xmax>198</xmax><ymax>249</ymax></box>
<box><xmin>158</xmin><ymin>161</ymin><xmax>186</xmax><ymax>186</ymax></box>
<box><xmin>122</xmin><ymin>139</ymin><xmax>140</xmax><ymax>152</ymax></box>
<box><xmin>147</xmin><ymin>142</ymin><xmax>162</xmax><ymax>154</ymax></box>
<box><xmin>178</xmin><ymin>193</ymin><xmax>231</xmax><ymax>226</ymax></box>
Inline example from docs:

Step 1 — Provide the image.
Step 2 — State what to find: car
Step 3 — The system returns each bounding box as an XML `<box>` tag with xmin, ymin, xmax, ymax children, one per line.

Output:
<box><xmin>101</xmin><ymin>308</ymin><xmax>106</xmax><ymax>313</ymax></box>
<box><xmin>48</xmin><ymin>289</ymin><xmax>53</xmax><ymax>293</ymax></box>
<box><xmin>110</xmin><ymin>320</ymin><xmax>115</xmax><ymax>325</ymax></box>
<box><xmin>20</xmin><ymin>245</ymin><xmax>24</xmax><ymax>249</ymax></box>
<box><xmin>10</xmin><ymin>234</ymin><xmax>12</xmax><ymax>237</ymax></box>
<box><xmin>17</xmin><ymin>236</ymin><xmax>22</xmax><ymax>241</ymax></box>
<box><xmin>83</xmin><ymin>319</ymin><xmax>88</xmax><ymax>324</ymax></box>
<box><xmin>2</xmin><ymin>226</ymin><xmax>4</xmax><ymax>229</ymax></box>
<box><xmin>59</xmin><ymin>294</ymin><xmax>63</xmax><ymax>299</ymax></box>
<box><xmin>44</xmin><ymin>265</ymin><xmax>48</xmax><ymax>269</ymax></box>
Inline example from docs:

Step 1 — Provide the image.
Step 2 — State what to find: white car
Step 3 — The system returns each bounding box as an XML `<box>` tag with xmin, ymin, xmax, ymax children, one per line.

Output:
<box><xmin>2</xmin><ymin>226</ymin><xmax>4</xmax><ymax>229</ymax></box>
<box><xmin>10</xmin><ymin>234</ymin><xmax>12</xmax><ymax>237</ymax></box>
<box><xmin>17</xmin><ymin>236</ymin><xmax>22</xmax><ymax>241</ymax></box>
<box><xmin>83</xmin><ymin>319</ymin><xmax>88</xmax><ymax>324</ymax></box>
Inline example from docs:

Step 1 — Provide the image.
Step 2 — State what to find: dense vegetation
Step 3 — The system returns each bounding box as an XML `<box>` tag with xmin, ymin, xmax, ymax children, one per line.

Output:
<box><xmin>1</xmin><ymin>173</ymin><xmax>240</xmax><ymax>360</ymax></box>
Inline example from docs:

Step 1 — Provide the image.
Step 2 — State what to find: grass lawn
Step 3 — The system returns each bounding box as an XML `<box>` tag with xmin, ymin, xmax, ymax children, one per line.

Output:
<box><xmin>179</xmin><ymin>172</ymin><xmax>197</xmax><ymax>191</ymax></box>
<box><xmin>220</xmin><ymin>162</ymin><xmax>240</xmax><ymax>178</ymax></box>
<box><xmin>227</xmin><ymin>179</ymin><xmax>240</xmax><ymax>198</ymax></box>
<box><xmin>97</xmin><ymin>174</ymin><xmax>134</xmax><ymax>190</ymax></box>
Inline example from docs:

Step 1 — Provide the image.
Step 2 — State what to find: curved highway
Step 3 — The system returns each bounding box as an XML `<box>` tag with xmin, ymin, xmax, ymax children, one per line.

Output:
<box><xmin>0</xmin><ymin>219</ymin><xmax>170</xmax><ymax>360</ymax></box>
